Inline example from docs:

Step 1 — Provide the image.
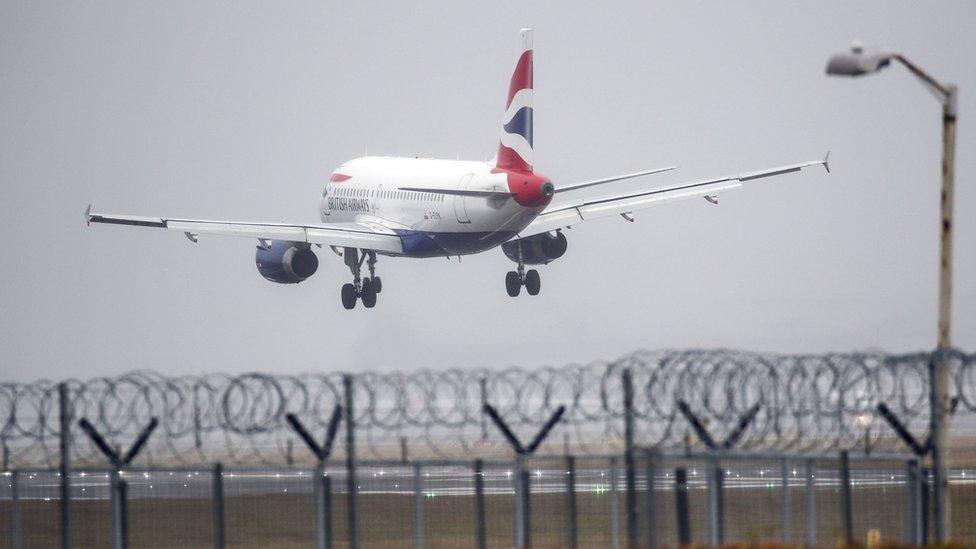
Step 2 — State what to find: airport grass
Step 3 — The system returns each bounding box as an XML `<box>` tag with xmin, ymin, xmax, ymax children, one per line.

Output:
<box><xmin>2</xmin><ymin>486</ymin><xmax>975</xmax><ymax>547</ymax></box>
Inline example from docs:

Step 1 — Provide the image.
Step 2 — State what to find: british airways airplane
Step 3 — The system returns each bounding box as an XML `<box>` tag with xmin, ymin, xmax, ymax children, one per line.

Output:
<box><xmin>87</xmin><ymin>29</ymin><xmax>828</xmax><ymax>309</ymax></box>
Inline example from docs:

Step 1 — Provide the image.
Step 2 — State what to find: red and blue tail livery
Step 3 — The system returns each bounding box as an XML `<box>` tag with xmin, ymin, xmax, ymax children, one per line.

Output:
<box><xmin>497</xmin><ymin>28</ymin><xmax>534</xmax><ymax>173</ymax></box>
<box><xmin>86</xmin><ymin>28</ymin><xmax>828</xmax><ymax>309</ymax></box>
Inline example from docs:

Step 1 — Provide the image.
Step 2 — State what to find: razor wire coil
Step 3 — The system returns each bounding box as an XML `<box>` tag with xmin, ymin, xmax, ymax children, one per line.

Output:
<box><xmin>0</xmin><ymin>349</ymin><xmax>973</xmax><ymax>467</ymax></box>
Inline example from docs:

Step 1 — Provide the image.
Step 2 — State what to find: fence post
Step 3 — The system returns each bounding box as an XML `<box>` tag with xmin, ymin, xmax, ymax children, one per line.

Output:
<box><xmin>212</xmin><ymin>463</ymin><xmax>225</xmax><ymax>549</ymax></box>
<box><xmin>643</xmin><ymin>449</ymin><xmax>659</xmax><ymax>549</ymax></box>
<box><xmin>609</xmin><ymin>456</ymin><xmax>620</xmax><ymax>549</ymax></box>
<box><xmin>780</xmin><ymin>458</ymin><xmax>791</xmax><ymax>544</ymax></box>
<box><xmin>474</xmin><ymin>459</ymin><xmax>486</xmax><ymax>549</ymax></box>
<box><xmin>344</xmin><ymin>375</ymin><xmax>358</xmax><ymax>549</ymax></box>
<box><xmin>906</xmin><ymin>459</ymin><xmax>921</xmax><ymax>545</ymax></box>
<box><xmin>674</xmin><ymin>468</ymin><xmax>690</xmax><ymax>546</ymax></box>
<box><xmin>479</xmin><ymin>377</ymin><xmax>488</xmax><ymax>440</ymax></box>
<box><xmin>920</xmin><ymin>466</ymin><xmax>930</xmax><ymax>543</ymax></box>
<box><xmin>805</xmin><ymin>458</ymin><xmax>815</xmax><ymax>549</ymax></box>
<box><xmin>483</xmin><ymin>403</ymin><xmax>565</xmax><ymax>549</ymax></box>
<box><xmin>622</xmin><ymin>368</ymin><xmax>638</xmax><ymax>549</ymax></box>
<box><xmin>58</xmin><ymin>383</ymin><xmax>71</xmax><ymax>549</ymax></box>
<box><xmin>11</xmin><ymin>470</ymin><xmax>21</xmax><ymax>549</ymax></box>
<box><xmin>110</xmin><ymin>468</ymin><xmax>126</xmax><ymax>549</ymax></box>
<box><xmin>120</xmin><ymin>474</ymin><xmax>129</xmax><ymax>549</ymax></box>
<box><xmin>516</xmin><ymin>457</ymin><xmax>531</xmax><ymax>549</ymax></box>
<box><xmin>565</xmin><ymin>455</ymin><xmax>578</xmax><ymax>549</ymax></box>
<box><xmin>413</xmin><ymin>463</ymin><xmax>424</xmax><ymax>549</ymax></box>
<box><xmin>77</xmin><ymin>416</ymin><xmax>157</xmax><ymax>549</ymax></box>
<box><xmin>322</xmin><ymin>473</ymin><xmax>332</xmax><ymax>549</ymax></box>
<box><xmin>839</xmin><ymin>450</ymin><xmax>854</xmax><ymax>545</ymax></box>
<box><xmin>512</xmin><ymin>459</ymin><xmax>522</xmax><ymax>546</ymax></box>
<box><xmin>285</xmin><ymin>406</ymin><xmax>342</xmax><ymax>549</ymax></box>
<box><xmin>313</xmin><ymin>462</ymin><xmax>326</xmax><ymax>549</ymax></box>
<box><xmin>707</xmin><ymin>458</ymin><xmax>724</xmax><ymax>546</ymax></box>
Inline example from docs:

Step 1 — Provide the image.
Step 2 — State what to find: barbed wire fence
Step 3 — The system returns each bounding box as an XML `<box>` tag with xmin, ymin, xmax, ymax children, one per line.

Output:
<box><xmin>1</xmin><ymin>348</ymin><xmax>974</xmax><ymax>467</ymax></box>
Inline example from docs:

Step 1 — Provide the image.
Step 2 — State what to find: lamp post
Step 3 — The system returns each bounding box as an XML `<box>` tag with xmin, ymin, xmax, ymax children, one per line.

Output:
<box><xmin>826</xmin><ymin>42</ymin><xmax>956</xmax><ymax>542</ymax></box>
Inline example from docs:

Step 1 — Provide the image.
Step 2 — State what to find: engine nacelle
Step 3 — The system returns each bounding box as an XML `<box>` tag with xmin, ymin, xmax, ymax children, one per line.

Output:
<box><xmin>255</xmin><ymin>240</ymin><xmax>319</xmax><ymax>284</ymax></box>
<box><xmin>501</xmin><ymin>231</ymin><xmax>568</xmax><ymax>265</ymax></box>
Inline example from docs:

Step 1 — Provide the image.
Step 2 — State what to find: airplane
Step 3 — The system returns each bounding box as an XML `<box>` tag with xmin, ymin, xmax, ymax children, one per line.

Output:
<box><xmin>86</xmin><ymin>28</ymin><xmax>829</xmax><ymax>310</ymax></box>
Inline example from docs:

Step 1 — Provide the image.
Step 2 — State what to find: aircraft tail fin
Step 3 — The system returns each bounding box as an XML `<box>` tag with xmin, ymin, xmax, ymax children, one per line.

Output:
<box><xmin>496</xmin><ymin>28</ymin><xmax>533</xmax><ymax>173</ymax></box>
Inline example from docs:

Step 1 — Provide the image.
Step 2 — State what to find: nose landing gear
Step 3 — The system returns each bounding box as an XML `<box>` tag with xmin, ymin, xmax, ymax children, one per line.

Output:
<box><xmin>341</xmin><ymin>248</ymin><xmax>382</xmax><ymax>310</ymax></box>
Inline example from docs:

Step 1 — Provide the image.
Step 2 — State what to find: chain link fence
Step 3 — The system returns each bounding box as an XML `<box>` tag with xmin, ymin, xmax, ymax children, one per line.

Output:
<box><xmin>1</xmin><ymin>348</ymin><xmax>975</xmax><ymax>546</ymax></box>
<box><xmin>3</xmin><ymin>454</ymin><xmax>974</xmax><ymax>547</ymax></box>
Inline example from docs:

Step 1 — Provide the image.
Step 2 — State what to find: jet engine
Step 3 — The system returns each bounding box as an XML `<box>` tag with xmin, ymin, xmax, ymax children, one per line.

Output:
<box><xmin>501</xmin><ymin>231</ymin><xmax>568</xmax><ymax>265</ymax></box>
<box><xmin>255</xmin><ymin>240</ymin><xmax>319</xmax><ymax>284</ymax></box>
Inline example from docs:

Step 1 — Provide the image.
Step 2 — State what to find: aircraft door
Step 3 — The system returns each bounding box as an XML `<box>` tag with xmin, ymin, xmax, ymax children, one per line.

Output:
<box><xmin>454</xmin><ymin>174</ymin><xmax>473</xmax><ymax>224</ymax></box>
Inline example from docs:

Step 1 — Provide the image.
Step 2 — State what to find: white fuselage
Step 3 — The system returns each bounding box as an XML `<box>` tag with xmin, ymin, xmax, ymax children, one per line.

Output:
<box><xmin>318</xmin><ymin>156</ymin><xmax>550</xmax><ymax>257</ymax></box>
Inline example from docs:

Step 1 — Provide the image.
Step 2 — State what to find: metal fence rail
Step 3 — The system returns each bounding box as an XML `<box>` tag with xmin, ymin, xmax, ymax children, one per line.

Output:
<box><xmin>1</xmin><ymin>349</ymin><xmax>974</xmax><ymax>466</ymax></box>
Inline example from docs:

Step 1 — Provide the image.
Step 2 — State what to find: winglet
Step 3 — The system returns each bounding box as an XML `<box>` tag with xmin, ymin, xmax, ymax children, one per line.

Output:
<box><xmin>822</xmin><ymin>151</ymin><xmax>831</xmax><ymax>173</ymax></box>
<box><xmin>85</xmin><ymin>204</ymin><xmax>92</xmax><ymax>226</ymax></box>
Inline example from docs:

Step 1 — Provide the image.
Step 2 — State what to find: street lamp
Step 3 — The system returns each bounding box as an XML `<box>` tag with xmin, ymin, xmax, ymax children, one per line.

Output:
<box><xmin>826</xmin><ymin>41</ymin><xmax>957</xmax><ymax>542</ymax></box>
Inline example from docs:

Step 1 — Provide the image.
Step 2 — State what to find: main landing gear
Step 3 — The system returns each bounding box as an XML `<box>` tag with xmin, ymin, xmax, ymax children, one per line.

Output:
<box><xmin>505</xmin><ymin>254</ymin><xmax>541</xmax><ymax>297</ymax></box>
<box><xmin>341</xmin><ymin>248</ymin><xmax>382</xmax><ymax>310</ymax></box>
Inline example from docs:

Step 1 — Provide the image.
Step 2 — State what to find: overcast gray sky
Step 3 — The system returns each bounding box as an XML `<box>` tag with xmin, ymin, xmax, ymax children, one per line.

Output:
<box><xmin>1</xmin><ymin>1</ymin><xmax>974</xmax><ymax>382</ymax></box>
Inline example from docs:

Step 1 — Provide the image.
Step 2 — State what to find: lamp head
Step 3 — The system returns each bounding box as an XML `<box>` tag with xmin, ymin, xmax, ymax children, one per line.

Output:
<box><xmin>826</xmin><ymin>41</ymin><xmax>891</xmax><ymax>77</ymax></box>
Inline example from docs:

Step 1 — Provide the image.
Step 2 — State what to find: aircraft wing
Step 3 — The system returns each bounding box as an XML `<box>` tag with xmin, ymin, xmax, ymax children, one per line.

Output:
<box><xmin>85</xmin><ymin>206</ymin><xmax>404</xmax><ymax>253</ymax></box>
<box><xmin>517</xmin><ymin>154</ymin><xmax>829</xmax><ymax>238</ymax></box>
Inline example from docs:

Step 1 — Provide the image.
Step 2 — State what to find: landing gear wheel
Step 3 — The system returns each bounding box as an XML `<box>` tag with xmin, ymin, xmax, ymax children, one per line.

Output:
<box><xmin>341</xmin><ymin>283</ymin><xmax>357</xmax><ymax>310</ymax></box>
<box><xmin>361</xmin><ymin>278</ymin><xmax>377</xmax><ymax>308</ymax></box>
<box><xmin>505</xmin><ymin>271</ymin><xmax>522</xmax><ymax>297</ymax></box>
<box><xmin>372</xmin><ymin>276</ymin><xmax>382</xmax><ymax>293</ymax></box>
<box><xmin>524</xmin><ymin>269</ymin><xmax>541</xmax><ymax>296</ymax></box>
